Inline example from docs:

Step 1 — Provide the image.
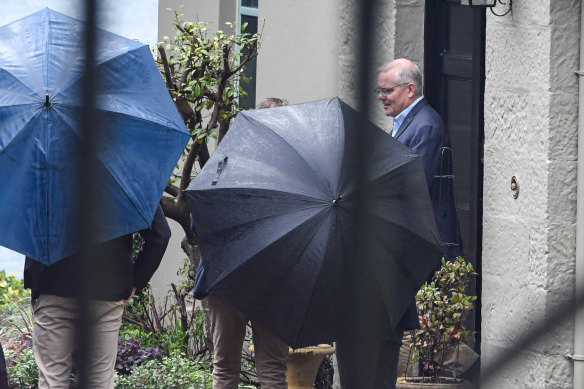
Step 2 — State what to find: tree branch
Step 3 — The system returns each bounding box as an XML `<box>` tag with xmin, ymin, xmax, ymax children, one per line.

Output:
<box><xmin>179</xmin><ymin>140</ymin><xmax>204</xmax><ymax>197</ymax></box>
<box><xmin>198</xmin><ymin>143</ymin><xmax>210</xmax><ymax>168</ymax></box>
<box><xmin>217</xmin><ymin>118</ymin><xmax>230</xmax><ymax>143</ymax></box>
<box><xmin>159</xmin><ymin>196</ymin><xmax>195</xmax><ymax>242</ymax></box>
<box><xmin>165</xmin><ymin>183</ymin><xmax>180</xmax><ymax>197</ymax></box>
<box><xmin>157</xmin><ymin>45</ymin><xmax>175</xmax><ymax>90</ymax></box>
<box><xmin>229</xmin><ymin>42</ymin><xmax>258</xmax><ymax>76</ymax></box>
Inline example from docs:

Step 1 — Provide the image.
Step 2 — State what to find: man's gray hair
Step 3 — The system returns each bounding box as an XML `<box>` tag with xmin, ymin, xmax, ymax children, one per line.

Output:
<box><xmin>257</xmin><ymin>97</ymin><xmax>288</xmax><ymax>109</ymax></box>
<box><xmin>380</xmin><ymin>60</ymin><xmax>423</xmax><ymax>96</ymax></box>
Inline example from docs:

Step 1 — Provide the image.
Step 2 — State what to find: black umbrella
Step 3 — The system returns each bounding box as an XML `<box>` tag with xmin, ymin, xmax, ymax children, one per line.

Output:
<box><xmin>186</xmin><ymin>97</ymin><xmax>443</xmax><ymax>348</ymax></box>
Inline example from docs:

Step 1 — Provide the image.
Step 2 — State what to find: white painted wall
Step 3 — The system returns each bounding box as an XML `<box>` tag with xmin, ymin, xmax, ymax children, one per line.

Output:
<box><xmin>254</xmin><ymin>0</ymin><xmax>341</xmax><ymax>105</ymax></box>
<box><xmin>158</xmin><ymin>0</ymin><xmax>223</xmax><ymax>41</ymax></box>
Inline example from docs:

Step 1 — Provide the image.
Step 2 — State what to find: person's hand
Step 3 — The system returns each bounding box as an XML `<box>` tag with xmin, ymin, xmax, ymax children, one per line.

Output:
<box><xmin>124</xmin><ymin>287</ymin><xmax>137</xmax><ymax>304</ymax></box>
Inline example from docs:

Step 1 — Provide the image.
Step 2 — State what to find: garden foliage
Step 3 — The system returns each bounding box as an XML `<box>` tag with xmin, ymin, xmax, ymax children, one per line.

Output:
<box><xmin>0</xmin><ymin>270</ymin><xmax>29</xmax><ymax>309</ymax></box>
<box><xmin>410</xmin><ymin>256</ymin><xmax>477</xmax><ymax>380</ymax></box>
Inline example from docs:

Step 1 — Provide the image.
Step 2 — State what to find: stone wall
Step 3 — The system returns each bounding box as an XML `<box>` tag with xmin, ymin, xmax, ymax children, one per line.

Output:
<box><xmin>338</xmin><ymin>0</ymin><xmax>424</xmax><ymax>130</ymax></box>
<box><xmin>480</xmin><ymin>1</ymin><xmax>580</xmax><ymax>387</ymax></box>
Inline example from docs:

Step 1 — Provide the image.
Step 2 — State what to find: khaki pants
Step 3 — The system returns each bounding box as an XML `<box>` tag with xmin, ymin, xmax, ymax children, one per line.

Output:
<box><xmin>208</xmin><ymin>295</ymin><xmax>289</xmax><ymax>389</ymax></box>
<box><xmin>32</xmin><ymin>294</ymin><xmax>124</xmax><ymax>389</ymax></box>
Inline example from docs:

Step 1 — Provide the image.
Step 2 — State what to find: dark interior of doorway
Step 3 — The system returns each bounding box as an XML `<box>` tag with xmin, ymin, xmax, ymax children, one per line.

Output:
<box><xmin>424</xmin><ymin>0</ymin><xmax>485</xmax><ymax>380</ymax></box>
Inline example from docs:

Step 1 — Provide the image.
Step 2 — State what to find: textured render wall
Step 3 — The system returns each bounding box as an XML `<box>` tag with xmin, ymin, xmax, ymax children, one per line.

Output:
<box><xmin>255</xmin><ymin>0</ymin><xmax>341</xmax><ymax>105</ymax></box>
<box><xmin>337</xmin><ymin>0</ymin><xmax>424</xmax><ymax>130</ymax></box>
<box><xmin>481</xmin><ymin>1</ymin><xmax>580</xmax><ymax>388</ymax></box>
<box><xmin>158</xmin><ymin>0</ymin><xmax>221</xmax><ymax>41</ymax></box>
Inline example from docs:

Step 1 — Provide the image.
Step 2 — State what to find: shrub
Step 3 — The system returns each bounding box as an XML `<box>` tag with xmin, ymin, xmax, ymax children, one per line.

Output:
<box><xmin>120</xmin><ymin>258</ymin><xmax>211</xmax><ymax>362</ymax></box>
<box><xmin>115</xmin><ymin>337</ymin><xmax>167</xmax><ymax>375</ymax></box>
<box><xmin>5</xmin><ymin>346</ymin><xmax>37</xmax><ymax>389</ymax></box>
<box><xmin>114</xmin><ymin>350</ymin><xmax>213</xmax><ymax>389</ymax></box>
<box><xmin>0</xmin><ymin>270</ymin><xmax>29</xmax><ymax>310</ymax></box>
<box><xmin>409</xmin><ymin>256</ymin><xmax>477</xmax><ymax>380</ymax></box>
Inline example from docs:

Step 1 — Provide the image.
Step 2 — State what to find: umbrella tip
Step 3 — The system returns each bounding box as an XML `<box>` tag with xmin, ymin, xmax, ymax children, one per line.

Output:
<box><xmin>332</xmin><ymin>195</ymin><xmax>343</xmax><ymax>206</ymax></box>
<box><xmin>44</xmin><ymin>94</ymin><xmax>51</xmax><ymax>107</ymax></box>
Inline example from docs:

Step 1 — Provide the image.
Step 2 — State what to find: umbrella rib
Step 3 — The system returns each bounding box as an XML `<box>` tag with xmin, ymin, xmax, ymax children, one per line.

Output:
<box><xmin>285</xmin><ymin>209</ymin><xmax>346</xmax><ymax>348</ymax></box>
<box><xmin>208</xmin><ymin>205</ymin><xmax>331</xmax><ymax>287</ymax></box>
<box><xmin>52</xmin><ymin>104</ymin><xmax>187</xmax><ymax>136</ymax></box>
<box><xmin>205</xmin><ymin>202</ymin><xmax>329</xmax><ymax>245</ymax></box>
<box><xmin>0</xmin><ymin>69</ymin><xmax>42</xmax><ymax>100</ymax></box>
<box><xmin>95</xmin><ymin>107</ymin><xmax>187</xmax><ymax>135</ymax></box>
<box><xmin>48</xmin><ymin>108</ymin><xmax>153</xmax><ymax>226</ymax></box>
<box><xmin>196</xmin><ymin>189</ymin><xmax>329</xmax><ymax>236</ymax></box>
<box><xmin>365</xmin><ymin>155</ymin><xmax>419</xmax><ymax>183</ymax></box>
<box><xmin>243</xmin><ymin>115</ymin><xmax>332</xmax><ymax>187</ymax></box>
<box><xmin>364</xmin><ymin>209</ymin><xmax>438</xmax><ymax>247</ymax></box>
<box><xmin>359</xmin><ymin>158</ymin><xmax>436</xmax><ymax>241</ymax></box>
<box><xmin>198</xmin><ymin>186</ymin><xmax>329</xmax><ymax>204</ymax></box>
<box><xmin>52</xmin><ymin>45</ymin><xmax>150</xmax><ymax>103</ymax></box>
<box><xmin>283</xmin><ymin>214</ymin><xmax>336</xmax><ymax>345</ymax></box>
<box><xmin>0</xmin><ymin>106</ymin><xmax>42</xmax><ymax>155</ymax></box>
<box><xmin>0</xmin><ymin>101</ymin><xmax>39</xmax><ymax>110</ymax></box>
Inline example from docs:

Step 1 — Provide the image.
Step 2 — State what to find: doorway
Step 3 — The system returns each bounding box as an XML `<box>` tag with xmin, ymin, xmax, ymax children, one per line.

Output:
<box><xmin>424</xmin><ymin>0</ymin><xmax>485</xmax><ymax>354</ymax></box>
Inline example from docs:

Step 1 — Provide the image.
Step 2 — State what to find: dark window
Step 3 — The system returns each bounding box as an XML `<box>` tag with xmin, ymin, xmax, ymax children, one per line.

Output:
<box><xmin>242</xmin><ymin>0</ymin><xmax>258</xmax><ymax>8</ymax></box>
<box><xmin>239</xmin><ymin>2</ymin><xmax>258</xmax><ymax>109</ymax></box>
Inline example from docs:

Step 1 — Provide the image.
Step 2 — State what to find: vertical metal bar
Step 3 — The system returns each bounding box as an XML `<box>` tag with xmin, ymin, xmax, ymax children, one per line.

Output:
<box><xmin>75</xmin><ymin>0</ymin><xmax>100</xmax><ymax>387</ymax></box>
<box><xmin>356</xmin><ymin>0</ymin><xmax>375</xmax><ymax>119</ymax></box>
<box><xmin>350</xmin><ymin>0</ymin><xmax>377</xmax><ymax>373</ymax></box>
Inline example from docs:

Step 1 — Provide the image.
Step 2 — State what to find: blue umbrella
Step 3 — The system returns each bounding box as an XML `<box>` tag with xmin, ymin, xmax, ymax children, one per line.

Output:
<box><xmin>0</xmin><ymin>8</ymin><xmax>189</xmax><ymax>265</ymax></box>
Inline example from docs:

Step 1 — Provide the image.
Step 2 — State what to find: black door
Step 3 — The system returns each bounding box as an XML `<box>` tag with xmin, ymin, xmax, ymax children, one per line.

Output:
<box><xmin>424</xmin><ymin>0</ymin><xmax>485</xmax><ymax>351</ymax></box>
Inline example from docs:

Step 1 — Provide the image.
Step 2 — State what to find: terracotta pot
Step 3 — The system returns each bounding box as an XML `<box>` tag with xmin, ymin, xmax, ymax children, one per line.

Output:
<box><xmin>286</xmin><ymin>344</ymin><xmax>335</xmax><ymax>389</ymax></box>
<box><xmin>396</xmin><ymin>377</ymin><xmax>474</xmax><ymax>389</ymax></box>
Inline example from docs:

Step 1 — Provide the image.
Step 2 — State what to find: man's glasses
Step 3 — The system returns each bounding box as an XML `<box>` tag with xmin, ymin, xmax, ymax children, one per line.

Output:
<box><xmin>374</xmin><ymin>83</ymin><xmax>409</xmax><ymax>96</ymax></box>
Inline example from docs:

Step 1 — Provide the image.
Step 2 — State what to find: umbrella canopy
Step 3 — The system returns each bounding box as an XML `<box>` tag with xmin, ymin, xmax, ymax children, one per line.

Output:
<box><xmin>186</xmin><ymin>97</ymin><xmax>443</xmax><ymax>348</ymax></box>
<box><xmin>0</xmin><ymin>8</ymin><xmax>189</xmax><ymax>265</ymax></box>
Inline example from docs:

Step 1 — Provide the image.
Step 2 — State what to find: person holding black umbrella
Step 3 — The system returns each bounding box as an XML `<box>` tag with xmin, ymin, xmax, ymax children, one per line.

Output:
<box><xmin>193</xmin><ymin>98</ymin><xmax>291</xmax><ymax>389</ymax></box>
<box><xmin>23</xmin><ymin>206</ymin><xmax>171</xmax><ymax>389</ymax></box>
<box><xmin>335</xmin><ymin>58</ymin><xmax>462</xmax><ymax>388</ymax></box>
<box><xmin>186</xmin><ymin>91</ymin><xmax>446</xmax><ymax>387</ymax></box>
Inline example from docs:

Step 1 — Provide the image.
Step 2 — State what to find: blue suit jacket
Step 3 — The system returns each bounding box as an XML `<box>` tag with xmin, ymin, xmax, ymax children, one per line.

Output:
<box><xmin>394</xmin><ymin>97</ymin><xmax>462</xmax><ymax>260</ymax></box>
<box><xmin>394</xmin><ymin>97</ymin><xmax>462</xmax><ymax>329</ymax></box>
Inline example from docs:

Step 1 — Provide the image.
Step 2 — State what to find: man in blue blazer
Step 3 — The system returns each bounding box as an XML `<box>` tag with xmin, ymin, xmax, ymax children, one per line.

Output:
<box><xmin>380</xmin><ymin>58</ymin><xmax>462</xmax><ymax>260</ymax></box>
<box><xmin>336</xmin><ymin>58</ymin><xmax>462</xmax><ymax>388</ymax></box>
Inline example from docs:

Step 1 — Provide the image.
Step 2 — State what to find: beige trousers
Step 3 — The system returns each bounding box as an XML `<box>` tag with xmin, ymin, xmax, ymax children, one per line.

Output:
<box><xmin>32</xmin><ymin>294</ymin><xmax>124</xmax><ymax>389</ymax></box>
<box><xmin>208</xmin><ymin>295</ymin><xmax>289</xmax><ymax>389</ymax></box>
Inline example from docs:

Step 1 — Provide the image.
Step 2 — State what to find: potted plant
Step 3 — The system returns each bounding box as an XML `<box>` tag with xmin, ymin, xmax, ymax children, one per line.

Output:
<box><xmin>397</xmin><ymin>256</ymin><xmax>478</xmax><ymax>388</ymax></box>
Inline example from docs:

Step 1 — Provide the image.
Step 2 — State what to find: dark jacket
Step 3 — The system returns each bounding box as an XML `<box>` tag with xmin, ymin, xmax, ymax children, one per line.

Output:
<box><xmin>394</xmin><ymin>97</ymin><xmax>462</xmax><ymax>330</ymax></box>
<box><xmin>24</xmin><ymin>206</ymin><xmax>171</xmax><ymax>301</ymax></box>
<box><xmin>394</xmin><ymin>97</ymin><xmax>462</xmax><ymax>259</ymax></box>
